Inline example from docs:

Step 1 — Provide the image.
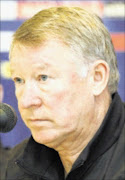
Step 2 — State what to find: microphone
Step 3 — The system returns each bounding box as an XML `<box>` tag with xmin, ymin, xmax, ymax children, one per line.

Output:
<box><xmin>0</xmin><ymin>103</ymin><xmax>17</xmax><ymax>133</ymax></box>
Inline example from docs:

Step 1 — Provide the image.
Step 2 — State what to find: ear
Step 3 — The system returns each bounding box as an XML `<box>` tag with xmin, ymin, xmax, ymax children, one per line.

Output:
<box><xmin>91</xmin><ymin>60</ymin><xmax>110</xmax><ymax>96</ymax></box>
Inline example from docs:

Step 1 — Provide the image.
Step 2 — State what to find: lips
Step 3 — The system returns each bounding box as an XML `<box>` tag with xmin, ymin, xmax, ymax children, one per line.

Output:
<box><xmin>27</xmin><ymin>118</ymin><xmax>51</xmax><ymax>128</ymax></box>
<box><xmin>29</xmin><ymin>119</ymin><xmax>50</xmax><ymax>122</ymax></box>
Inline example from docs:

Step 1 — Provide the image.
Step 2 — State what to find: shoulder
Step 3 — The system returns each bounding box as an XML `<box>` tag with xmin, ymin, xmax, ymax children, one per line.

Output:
<box><xmin>4</xmin><ymin>138</ymin><xmax>30</xmax><ymax>180</ymax></box>
<box><xmin>105</xmin><ymin>123</ymin><xmax>125</xmax><ymax>179</ymax></box>
<box><xmin>9</xmin><ymin>138</ymin><xmax>29</xmax><ymax>160</ymax></box>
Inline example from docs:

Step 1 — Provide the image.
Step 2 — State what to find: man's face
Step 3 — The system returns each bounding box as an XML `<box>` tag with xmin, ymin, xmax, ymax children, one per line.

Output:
<box><xmin>10</xmin><ymin>41</ymin><xmax>94</xmax><ymax>148</ymax></box>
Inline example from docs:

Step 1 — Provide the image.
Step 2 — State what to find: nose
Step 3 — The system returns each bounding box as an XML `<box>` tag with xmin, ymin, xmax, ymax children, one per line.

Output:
<box><xmin>19</xmin><ymin>83</ymin><xmax>42</xmax><ymax>109</ymax></box>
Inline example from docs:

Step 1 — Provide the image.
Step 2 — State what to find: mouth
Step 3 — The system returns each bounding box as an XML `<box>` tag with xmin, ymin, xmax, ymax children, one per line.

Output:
<box><xmin>29</xmin><ymin>118</ymin><xmax>50</xmax><ymax>122</ymax></box>
<box><xmin>28</xmin><ymin>118</ymin><xmax>51</xmax><ymax>127</ymax></box>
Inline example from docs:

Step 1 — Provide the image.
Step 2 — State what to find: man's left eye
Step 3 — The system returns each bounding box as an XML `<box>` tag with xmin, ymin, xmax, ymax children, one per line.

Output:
<box><xmin>39</xmin><ymin>75</ymin><xmax>48</xmax><ymax>81</ymax></box>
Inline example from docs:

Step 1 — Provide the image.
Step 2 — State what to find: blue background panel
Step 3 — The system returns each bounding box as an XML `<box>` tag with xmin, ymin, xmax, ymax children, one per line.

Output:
<box><xmin>0</xmin><ymin>0</ymin><xmax>125</xmax><ymax>148</ymax></box>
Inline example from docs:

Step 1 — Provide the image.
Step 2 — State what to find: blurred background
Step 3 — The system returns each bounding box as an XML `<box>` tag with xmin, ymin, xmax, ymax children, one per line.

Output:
<box><xmin>0</xmin><ymin>0</ymin><xmax>125</xmax><ymax>148</ymax></box>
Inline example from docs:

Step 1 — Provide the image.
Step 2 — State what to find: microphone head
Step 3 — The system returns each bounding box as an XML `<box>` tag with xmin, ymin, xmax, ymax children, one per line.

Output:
<box><xmin>0</xmin><ymin>103</ymin><xmax>17</xmax><ymax>133</ymax></box>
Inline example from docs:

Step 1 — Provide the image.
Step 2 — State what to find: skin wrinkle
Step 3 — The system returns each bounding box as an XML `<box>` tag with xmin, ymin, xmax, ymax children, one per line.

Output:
<box><xmin>10</xmin><ymin>40</ymin><xmax>111</xmax><ymax>174</ymax></box>
<box><xmin>8</xmin><ymin>7</ymin><xmax>120</xmax><ymax>177</ymax></box>
<box><xmin>58</xmin><ymin>93</ymin><xmax>111</xmax><ymax>174</ymax></box>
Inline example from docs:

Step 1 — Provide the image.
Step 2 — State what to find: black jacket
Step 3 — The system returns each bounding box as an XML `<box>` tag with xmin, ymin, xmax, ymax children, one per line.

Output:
<box><xmin>3</xmin><ymin>93</ymin><xmax>125</xmax><ymax>180</ymax></box>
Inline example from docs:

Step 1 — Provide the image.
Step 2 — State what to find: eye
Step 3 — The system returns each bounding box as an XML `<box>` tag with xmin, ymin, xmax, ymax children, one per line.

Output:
<box><xmin>13</xmin><ymin>77</ymin><xmax>24</xmax><ymax>84</ymax></box>
<box><xmin>38</xmin><ymin>75</ymin><xmax>48</xmax><ymax>81</ymax></box>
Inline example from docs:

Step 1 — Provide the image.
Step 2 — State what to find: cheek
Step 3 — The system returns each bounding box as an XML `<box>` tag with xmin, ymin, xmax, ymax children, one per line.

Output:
<box><xmin>48</xmin><ymin>77</ymin><xmax>83</xmax><ymax>114</ymax></box>
<box><xmin>49</xmin><ymin>91</ymin><xmax>78</xmax><ymax>128</ymax></box>
<box><xmin>49</xmin><ymin>76</ymin><xmax>78</xmax><ymax>106</ymax></box>
<box><xmin>55</xmin><ymin>91</ymin><xmax>68</xmax><ymax>102</ymax></box>
<box><xmin>15</xmin><ymin>93</ymin><xmax>21</xmax><ymax>113</ymax></box>
<box><xmin>49</xmin><ymin>89</ymin><xmax>78</xmax><ymax>120</ymax></box>
<box><xmin>15</xmin><ymin>89</ymin><xmax>22</xmax><ymax>107</ymax></box>
<box><xmin>49</xmin><ymin>90</ymin><xmax>69</xmax><ymax>108</ymax></box>
<box><xmin>18</xmin><ymin>104</ymin><xmax>25</xmax><ymax>120</ymax></box>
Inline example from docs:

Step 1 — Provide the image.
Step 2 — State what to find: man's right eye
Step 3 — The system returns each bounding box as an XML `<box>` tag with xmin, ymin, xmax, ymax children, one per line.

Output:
<box><xmin>13</xmin><ymin>77</ymin><xmax>24</xmax><ymax>84</ymax></box>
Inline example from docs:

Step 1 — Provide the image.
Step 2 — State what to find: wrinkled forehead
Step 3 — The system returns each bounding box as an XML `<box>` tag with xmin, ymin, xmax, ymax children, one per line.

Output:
<box><xmin>10</xmin><ymin>39</ymin><xmax>81</xmax><ymax>65</ymax></box>
<box><xmin>9</xmin><ymin>37</ymin><xmax>68</xmax><ymax>58</ymax></box>
<box><xmin>9</xmin><ymin>40</ymin><xmax>85</xmax><ymax>75</ymax></box>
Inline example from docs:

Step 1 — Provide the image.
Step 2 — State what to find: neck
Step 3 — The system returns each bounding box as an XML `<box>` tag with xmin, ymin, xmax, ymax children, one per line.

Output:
<box><xmin>56</xmin><ymin>91</ymin><xmax>111</xmax><ymax>174</ymax></box>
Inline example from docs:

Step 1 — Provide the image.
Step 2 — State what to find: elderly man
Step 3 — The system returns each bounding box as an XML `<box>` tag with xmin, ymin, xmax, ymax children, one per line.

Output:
<box><xmin>5</xmin><ymin>7</ymin><xmax>124</xmax><ymax>180</ymax></box>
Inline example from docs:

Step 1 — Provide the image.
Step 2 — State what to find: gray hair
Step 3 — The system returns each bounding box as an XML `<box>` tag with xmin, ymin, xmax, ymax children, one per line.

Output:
<box><xmin>10</xmin><ymin>6</ymin><xmax>119</xmax><ymax>94</ymax></box>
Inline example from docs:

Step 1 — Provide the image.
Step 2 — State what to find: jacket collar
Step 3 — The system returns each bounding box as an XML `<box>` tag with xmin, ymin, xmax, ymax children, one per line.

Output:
<box><xmin>17</xmin><ymin>93</ymin><xmax>124</xmax><ymax>178</ymax></box>
<box><xmin>77</xmin><ymin>92</ymin><xmax>125</xmax><ymax>175</ymax></box>
<box><xmin>17</xmin><ymin>137</ymin><xmax>64</xmax><ymax>179</ymax></box>
<box><xmin>71</xmin><ymin>93</ymin><xmax>124</xmax><ymax>172</ymax></box>
<box><xmin>88</xmin><ymin>93</ymin><xmax>124</xmax><ymax>161</ymax></box>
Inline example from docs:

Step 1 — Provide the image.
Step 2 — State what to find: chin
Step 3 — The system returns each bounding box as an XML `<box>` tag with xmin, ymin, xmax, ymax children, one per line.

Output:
<box><xmin>31</xmin><ymin>129</ymin><xmax>60</xmax><ymax>148</ymax></box>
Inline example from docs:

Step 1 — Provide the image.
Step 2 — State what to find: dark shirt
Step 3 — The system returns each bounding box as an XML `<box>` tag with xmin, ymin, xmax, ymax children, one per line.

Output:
<box><xmin>4</xmin><ymin>93</ymin><xmax>125</xmax><ymax>180</ymax></box>
<box><xmin>0</xmin><ymin>142</ymin><xmax>11</xmax><ymax>180</ymax></box>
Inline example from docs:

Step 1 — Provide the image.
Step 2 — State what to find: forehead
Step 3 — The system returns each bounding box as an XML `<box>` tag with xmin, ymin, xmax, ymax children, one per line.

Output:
<box><xmin>10</xmin><ymin>40</ymin><xmax>78</xmax><ymax>70</ymax></box>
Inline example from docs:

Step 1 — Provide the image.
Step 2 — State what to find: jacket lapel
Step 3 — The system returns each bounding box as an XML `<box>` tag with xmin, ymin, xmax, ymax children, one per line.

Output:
<box><xmin>17</xmin><ymin>136</ymin><xmax>64</xmax><ymax>179</ymax></box>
